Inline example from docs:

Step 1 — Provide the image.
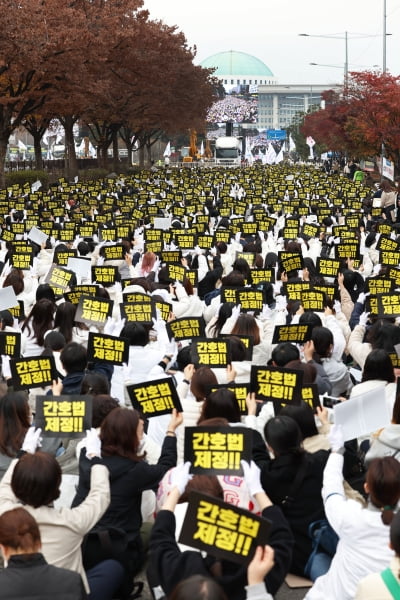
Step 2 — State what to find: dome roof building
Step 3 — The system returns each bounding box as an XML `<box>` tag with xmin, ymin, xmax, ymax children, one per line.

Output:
<box><xmin>200</xmin><ymin>50</ymin><xmax>276</xmax><ymax>91</ymax></box>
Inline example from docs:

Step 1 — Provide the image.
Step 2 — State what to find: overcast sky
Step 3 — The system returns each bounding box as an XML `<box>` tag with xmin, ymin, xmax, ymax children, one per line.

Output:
<box><xmin>142</xmin><ymin>0</ymin><xmax>399</xmax><ymax>85</ymax></box>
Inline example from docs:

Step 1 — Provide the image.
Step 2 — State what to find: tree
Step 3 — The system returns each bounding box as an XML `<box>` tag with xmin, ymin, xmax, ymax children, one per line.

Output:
<box><xmin>0</xmin><ymin>0</ymin><xmax>146</xmax><ymax>184</ymax></box>
<box><xmin>81</xmin><ymin>15</ymin><xmax>215</xmax><ymax>167</ymax></box>
<box><xmin>343</xmin><ymin>71</ymin><xmax>400</xmax><ymax>167</ymax></box>
<box><xmin>301</xmin><ymin>72</ymin><xmax>400</xmax><ymax>168</ymax></box>
<box><xmin>43</xmin><ymin>0</ymin><xmax>144</xmax><ymax>178</ymax></box>
<box><xmin>0</xmin><ymin>0</ymin><xmax>215</xmax><ymax>184</ymax></box>
<box><xmin>22</xmin><ymin>115</ymin><xmax>51</xmax><ymax>170</ymax></box>
<box><xmin>0</xmin><ymin>0</ymin><xmax>65</xmax><ymax>186</ymax></box>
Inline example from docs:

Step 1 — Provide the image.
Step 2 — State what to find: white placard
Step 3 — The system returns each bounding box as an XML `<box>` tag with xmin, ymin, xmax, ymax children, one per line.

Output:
<box><xmin>0</xmin><ymin>287</ymin><xmax>18</xmax><ymax>311</ymax></box>
<box><xmin>27</xmin><ymin>226</ymin><xmax>48</xmax><ymax>246</ymax></box>
<box><xmin>67</xmin><ymin>257</ymin><xmax>91</xmax><ymax>279</ymax></box>
<box><xmin>334</xmin><ymin>387</ymin><xmax>390</xmax><ymax>441</ymax></box>
<box><xmin>153</xmin><ymin>217</ymin><xmax>171</xmax><ymax>231</ymax></box>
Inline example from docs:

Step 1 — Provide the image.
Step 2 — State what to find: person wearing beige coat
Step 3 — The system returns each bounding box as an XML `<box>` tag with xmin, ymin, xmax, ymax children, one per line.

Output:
<box><xmin>355</xmin><ymin>557</ymin><xmax>400</xmax><ymax>599</ymax></box>
<box><xmin>0</xmin><ymin>455</ymin><xmax>110</xmax><ymax>594</ymax></box>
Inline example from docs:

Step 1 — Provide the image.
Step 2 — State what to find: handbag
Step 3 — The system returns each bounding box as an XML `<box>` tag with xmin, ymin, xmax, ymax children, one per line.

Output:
<box><xmin>83</xmin><ymin>527</ymin><xmax>129</xmax><ymax>569</ymax></box>
<box><xmin>381</xmin><ymin>568</ymin><xmax>400</xmax><ymax>599</ymax></box>
<box><xmin>280</xmin><ymin>455</ymin><xmax>308</xmax><ymax>507</ymax></box>
<box><xmin>83</xmin><ymin>528</ymin><xmax>144</xmax><ymax>599</ymax></box>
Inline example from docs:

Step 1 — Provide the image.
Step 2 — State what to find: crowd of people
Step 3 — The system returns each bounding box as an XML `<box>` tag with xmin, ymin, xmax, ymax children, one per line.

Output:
<box><xmin>0</xmin><ymin>163</ymin><xmax>399</xmax><ymax>599</ymax></box>
<box><xmin>206</xmin><ymin>96</ymin><xmax>258</xmax><ymax>124</ymax></box>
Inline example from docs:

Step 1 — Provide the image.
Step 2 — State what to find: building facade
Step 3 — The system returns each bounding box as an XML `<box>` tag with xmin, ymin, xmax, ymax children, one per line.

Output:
<box><xmin>257</xmin><ymin>84</ymin><xmax>329</xmax><ymax>130</ymax></box>
<box><xmin>200</xmin><ymin>51</ymin><xmax>337</xmax><ymax>135</ymax></box>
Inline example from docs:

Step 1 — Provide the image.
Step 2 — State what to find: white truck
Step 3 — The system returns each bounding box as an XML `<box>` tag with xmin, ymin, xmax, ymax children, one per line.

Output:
<box><xmin>214</xmin><ymin>136</ymin><xmax>241</xmax><ymax>166</ymax></box>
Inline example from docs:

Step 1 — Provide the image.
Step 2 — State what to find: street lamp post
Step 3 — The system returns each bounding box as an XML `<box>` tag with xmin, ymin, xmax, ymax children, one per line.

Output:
<box><xmin>383</xmin><ymin>0</ymin><xmax>387</xmax><ymax>72</ymax></box>
<box><xmin>381</xmin><ymin>0</ymin><xmax>387</xmax><ymax>175</ymax></box>
<box><xmin>300</xmin><ymin>31</ymin><xmax>385</xmax><ymax>89</ymax></box>
<box><xmin>299</xmin><ymin>32</ymin><xmax>350</xmax><ymax>88</ymax></box>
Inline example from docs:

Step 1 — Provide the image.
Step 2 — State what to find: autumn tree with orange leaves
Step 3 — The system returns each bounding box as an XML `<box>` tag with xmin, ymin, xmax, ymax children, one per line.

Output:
<box><xmin>302</xmin><ymin>71</ymin><xmax>400</xmax><ymax>168</ymax></box>
<box><xmin>81</xmin><ymin>15</ymin><xmax>216</xmax><ymax>169</ymax></box>
<box><xmin>0</xmin><ymin>0</ymin><xmax>216</xmax><ymax>184</ymax></box>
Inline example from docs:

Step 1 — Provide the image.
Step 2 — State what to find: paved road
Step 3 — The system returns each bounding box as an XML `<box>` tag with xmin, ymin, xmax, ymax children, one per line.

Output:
<box><xmin>277</xmin><ymin>583</ymin><xmax>308</xmax><ymax>599</ymax></box>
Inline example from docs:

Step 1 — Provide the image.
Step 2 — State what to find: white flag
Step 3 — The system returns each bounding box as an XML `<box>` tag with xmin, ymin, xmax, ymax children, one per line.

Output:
<box><xmin>18</xmin><ymin>140</ymin><xmax>27</xmax><ymax>151</ymax></box>
<box><xmin>289</xmin><ymin>135</ymin><xmax>296</xmax><ymax>151</ymax></box>
<box><xmin>200</xmin><ymin>141</ymin><xmax>204</xmax><ymax>156</ymax></box>
<box><xmin>88</xmin><ymin>141</ymin><xmax>96</xmax><ymax>158</ymax></box>
<box><xmin>31</xmin><ymin>180</ymin><xmax>42</xmax><ymax>192</ymax></box>
<box><xmin>275</xmin><ymin>149</ymin><xmax>284</xmax><ymax>164</ymax></box>
<box><xmin>163</xmin><ymin>142</ymin><xmax>171</xmax><ymax>157</ymax></box>
<box><xmin>245</xmin><ymin>138</ymin><xmax>253</xmax><ymax>164</ymax></box>
<box><xmin>266</xmin><ymin>143</ymin><xmax>277</xmax><ymax>165</ymax></box>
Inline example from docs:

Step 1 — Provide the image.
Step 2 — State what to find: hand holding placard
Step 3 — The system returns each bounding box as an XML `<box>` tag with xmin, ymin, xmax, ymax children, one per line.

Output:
<box><xmin>359</xmin><ymin>311</ymin><xmax>370</xmax><ymax>327</ymax></box>
<box><xmin>1</xmin><ymin>355</ymin><xmax>11</xmax><ymax>379</ymax></box>
<box><xmin>246</xmin><ymin>392</ymin><xmax>257</xmax><ymax>416</ymax></box>
<box><xmin>241</xmin><ymin>460</ymin><xmax>264</xmax><ymax>497</ymax></box>
<box><xmin>247</xmin><ymin>545</ymin><xmax>275</xmax><ymax>585</ymax></box>
<box><xmin>84</xmin><ymin>428</ymin><xmax>101</xmax><ymax>459</ymax></box>
<box><xmin>21</xmin><ymin>427</ymin><xmax>42</xmax><ymax>454</ymax></box>
<box><xmin>328</xmin><ymin>424</ymin><xmax>345</xmax><ymax>453</ymax></box>
<box><xmin>170</xmin><ymin>462</ymin><xmax>193</xmax><ymax>495</ymax></box>
<box><xmin>167</xmin><ymin>408</ymin><xmax>183</xmax><ymax>433</ymax></box>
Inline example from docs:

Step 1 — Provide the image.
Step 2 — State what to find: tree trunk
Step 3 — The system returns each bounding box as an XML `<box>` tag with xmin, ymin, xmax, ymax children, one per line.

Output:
<box><xmin>97</xmin><ymin>143</ymin><xmax>109</xmax><ymax>170</ymax></box>
<box><xmin>124</xmin><ymin>139</ymin><xmax>134</xmax><ymax>166</ymax></box>
<box><xmin>112</xmin><ymin>132</ymin><xmax>119</xmax><ymax>172</ymax></box>
<box><xmin>64</xmin><ymin>116</ymin><xmax>78</xmax><ymax>180</ymax></box>
<box><xmin>139</xmin><ymin>146</ymin><xmax>145</xmax><ymax>168</ymax></box>
<box><xmin>0</xmin><ymin>137</ymin><xmax>8</xmax><ymax>190</ymax></box>
<box><xmin>33</xmin><ymin>132</ymin><xmax>43</xmax><ymax>170</ymax></box>
<box><xmin>146</xmin><ymin>143</ymin><xmax>152</xmax><ymax>167</ymax></box>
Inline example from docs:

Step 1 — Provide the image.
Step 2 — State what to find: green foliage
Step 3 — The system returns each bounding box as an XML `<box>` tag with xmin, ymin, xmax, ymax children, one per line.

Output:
<box><xmin>5</xmin><ymin>170</ymin><xmax>49</xmax><ymax>189</ymax></box>
<box><xmin>78</xmin><ymin>168</ymin><xmax>109</xmax><ymax>182</ymax></box>
<box><xmin>287</xmin><ymin>112</ymin><xmax>309</xmax><ymax>160</ymax></box>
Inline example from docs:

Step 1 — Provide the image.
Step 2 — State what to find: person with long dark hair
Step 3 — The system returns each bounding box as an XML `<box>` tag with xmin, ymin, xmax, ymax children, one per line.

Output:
<box><xmin>205</xmin><ymin>302</ymin><xmax>235</xmax><ymax>338</ymax></box>
<box><xmin>21</xmin><ymin>298</ymin><xmax>55</xmax><ymax>356</ymax></box>
<box><xmin>53</xmin><ymin>301</ymin><xmax>88</xmax><ymax>346</ymax></box>
<box><xmin>0</xmin><ymin>392</ymin><xmax>31</xmax><ymax>480</ymax></box>
<box><xmin>252</xmin><ymin>415</ymin><xmax>328</xmax><ymax>578</ymax></box>
<box><xmin>310</xmin><ymin>326</ymin><xmax>353</xmax><ymax>397</ymax></box>
<box><xmin>349</xmin><ymin>348</ymin><xmax>396</xmax><ymax>418</ymax></box>
<box><xmin>348</xmin><ymin>318</ymin><xmax>400</xmax><ymax>371</ymax></box>
<box><xmin>72</xmin><ymin>407</ymin><xmax>182</xmax><ymax>598</ymax></box>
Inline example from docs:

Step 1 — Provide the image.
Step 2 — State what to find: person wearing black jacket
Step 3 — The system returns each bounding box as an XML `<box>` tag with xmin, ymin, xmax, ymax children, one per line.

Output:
<box><xmin>252</xmin><ymin>415</ymin><xmax>329</xmax><ymax>577</ymax></box>
<box><xmin>149</xmin><ymin>461</ymin><xmax>293</xmax><ymax>600</ymax></box>
<box><xmin>72</xmin><ymin>407</ymin><xmax>182</xmax><ymax>599</ymax></box>
<box><xmin>0</xmin><ymin>507</ymin><xmax>86</xmax><ymax>600</ymax></box>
